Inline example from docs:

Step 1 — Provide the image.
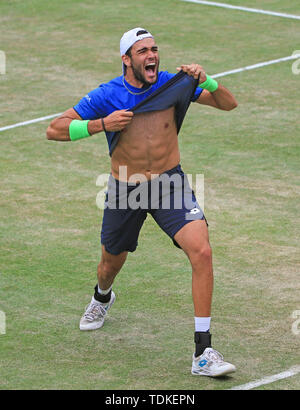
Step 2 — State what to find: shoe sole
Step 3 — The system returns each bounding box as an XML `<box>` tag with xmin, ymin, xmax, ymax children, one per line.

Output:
<box><xmin>79</xmin><ymin>293</ymin><xmax>116</xmax><ymax>331</ymax></box>
<box><xmin>191</xmin><ymin>365</ymin><xmax>236</xmax><ymax>377</ymax></box>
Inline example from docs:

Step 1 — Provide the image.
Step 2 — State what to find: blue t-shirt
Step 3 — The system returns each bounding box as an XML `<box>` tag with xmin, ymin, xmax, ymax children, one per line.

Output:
<box><xmin>73</xmin><ymin>71</ymin><xmax>203</xmax><ymax>154</ymax></box>
<box><xmin>74</xmin><ymin>71</ymin><xmax>202</xmax><ymax>120</ymax></box>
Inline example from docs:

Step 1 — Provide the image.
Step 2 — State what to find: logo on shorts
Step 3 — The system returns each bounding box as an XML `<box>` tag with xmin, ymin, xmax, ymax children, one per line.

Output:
<box><xmin>189</xmin><ymin>208</ymin><xmax>201</xmax><ymax>214</ymax></box>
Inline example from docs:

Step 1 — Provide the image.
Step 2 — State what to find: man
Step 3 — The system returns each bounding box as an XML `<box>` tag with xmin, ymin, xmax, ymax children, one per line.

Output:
<box><xmin>47</xmin><ymin>28</ymin><xmax>238</xmax><ymax>377</ymax></box>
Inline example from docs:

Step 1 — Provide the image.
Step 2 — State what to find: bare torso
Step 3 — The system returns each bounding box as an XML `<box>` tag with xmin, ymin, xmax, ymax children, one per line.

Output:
<box><xmin>111</xmin><ymin>107</ymin><xmax>180</xmax><ymax>182</ymax></box>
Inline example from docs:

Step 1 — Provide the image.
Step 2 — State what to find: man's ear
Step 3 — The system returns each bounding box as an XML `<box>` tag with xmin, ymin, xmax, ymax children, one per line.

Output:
<box><xmin>121</xmin><ymin>54</ymin><xmax>131</xmax><ymax>69</ymax></box>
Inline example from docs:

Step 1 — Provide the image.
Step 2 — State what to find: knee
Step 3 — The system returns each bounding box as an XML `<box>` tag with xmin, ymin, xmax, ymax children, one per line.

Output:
<box><xmin>188</xmin><ymin>243</ymin><xmax>212</xmax><ymax>267</ymax></box>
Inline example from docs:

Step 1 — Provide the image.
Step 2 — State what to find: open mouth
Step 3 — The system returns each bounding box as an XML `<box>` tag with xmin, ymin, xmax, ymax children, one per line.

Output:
<box><xmin>145</xmin><ymin>63</ymin><xmax>156</xmax><ymax>75</ymax></box>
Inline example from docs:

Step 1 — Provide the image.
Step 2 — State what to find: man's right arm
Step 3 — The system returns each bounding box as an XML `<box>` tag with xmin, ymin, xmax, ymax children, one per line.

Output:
<box><xmin>46</xmin><ymin>108</ymin><xmax>134</xmax><ymax>141</ymax></box>
<box><xmin>46</xmin><ymin>108</ymin><xmax>82</xmax><ymax>141</ymax></box>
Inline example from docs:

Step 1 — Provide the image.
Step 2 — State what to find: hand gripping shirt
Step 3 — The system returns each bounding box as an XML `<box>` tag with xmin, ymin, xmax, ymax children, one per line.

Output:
<box><xmin>73</xmin><ymin>70</ymin><xmax>203</xmax><ymax>155</ymax></box>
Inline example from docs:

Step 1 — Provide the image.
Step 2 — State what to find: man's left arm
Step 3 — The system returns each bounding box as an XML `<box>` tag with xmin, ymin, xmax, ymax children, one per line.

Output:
<box><xmin>178</xmin><ymin>64</ymin><xmax>238</xmax><ymax>111</ymax></box>
<box><xmin>197</xmin><ymin>86</ymin><xmax>238</xmax><ymax>111</ymax></box>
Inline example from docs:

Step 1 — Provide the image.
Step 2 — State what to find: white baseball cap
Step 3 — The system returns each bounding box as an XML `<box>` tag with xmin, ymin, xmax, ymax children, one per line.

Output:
<box><xmin>120</xmin><ymin>27</ymin><xmax>154</xmax><ymax>73</ymax></box>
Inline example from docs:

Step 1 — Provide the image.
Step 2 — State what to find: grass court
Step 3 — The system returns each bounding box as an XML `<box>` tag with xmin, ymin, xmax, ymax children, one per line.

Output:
<box><xmin>0</xmin><ymin>0</ymin><xmax>299</xmax><ymax>390</ymax></box>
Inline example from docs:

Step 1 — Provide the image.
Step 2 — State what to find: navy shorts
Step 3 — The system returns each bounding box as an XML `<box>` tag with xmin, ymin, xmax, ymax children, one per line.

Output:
<box><xmin>101</xmin><ymin>164</ymin><xmax>207</xmax><ymax>255</ymax></box>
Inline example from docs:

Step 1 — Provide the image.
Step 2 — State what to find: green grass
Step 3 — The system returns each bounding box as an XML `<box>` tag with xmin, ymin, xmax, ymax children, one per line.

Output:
<box><xmin>0</xmin><ymin>0</ymin><xmax>300</xmax><ymax>390</ymax></box>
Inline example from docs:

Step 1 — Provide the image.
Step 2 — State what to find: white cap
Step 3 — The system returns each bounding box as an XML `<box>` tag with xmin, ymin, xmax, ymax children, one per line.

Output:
<box><xmin>120</xmin><ymin>27</ymin><xmax>154</xmax><ymax>73</ymax></box>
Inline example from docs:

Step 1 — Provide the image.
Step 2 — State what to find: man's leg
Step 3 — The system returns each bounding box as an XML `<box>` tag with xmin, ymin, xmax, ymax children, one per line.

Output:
<box><xmin>174</xmin><ymin>219</ymin><xmax>213</xmax><ymax>318</ymax></box>
<box><xmin>79</xmin><ymin>246</ymin><xmax>128</xmax><ymax>331</ymax></box>
<box><xmin>97</xmin><ymin>245</ymin><xmax>128</xmax><ymax>296</ymax></box>
<box><xmin>174</xmin><ymin>219</ymin><xmax>213</xmax><ymax>356</ymax></box>
<box><xmin>174</xmin><ymin>219</ymin><xmax>213</xmax><ymax>357</ymax></box>
<box><xmin>174</xmin><ymin>219</ymin><xmax>236</xmax><ymax>376</ymax></box>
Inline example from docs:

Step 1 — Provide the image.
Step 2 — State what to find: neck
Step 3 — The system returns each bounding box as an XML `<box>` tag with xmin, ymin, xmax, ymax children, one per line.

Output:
<box><xmin>124</xmin><ymin>69</ymin><xmax>149</xmax><ymax>88</ymax></box>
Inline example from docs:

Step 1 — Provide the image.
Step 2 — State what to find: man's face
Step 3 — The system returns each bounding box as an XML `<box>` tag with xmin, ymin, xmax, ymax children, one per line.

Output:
<box><xmin>126</xmin><ymin>38</ymin><xmax>160</xmax><ymax>86</ymax></box>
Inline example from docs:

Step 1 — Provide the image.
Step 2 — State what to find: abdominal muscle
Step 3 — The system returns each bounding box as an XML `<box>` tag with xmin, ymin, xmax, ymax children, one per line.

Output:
<box><xmin>111</xmin><ymin>107</ymin><xmax>180</xmax><ymax>182</ymax></box>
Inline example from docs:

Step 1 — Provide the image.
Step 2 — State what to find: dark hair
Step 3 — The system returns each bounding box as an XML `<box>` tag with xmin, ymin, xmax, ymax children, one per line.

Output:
<box><xmin>125</xmin><ymin>47</ymin><xmax>132</xmax><ymax>58</ymax></box>
<box><xmin>123</xmin><ymin>47</ymin><xmax>132</xmax><ymax>74</ymax></box>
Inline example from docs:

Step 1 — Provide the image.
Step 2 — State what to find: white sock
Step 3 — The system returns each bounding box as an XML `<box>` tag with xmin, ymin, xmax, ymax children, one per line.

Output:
<box><xmin>97</xmin><ymin>285</ymin><xmax>112</xmax><ymax>295</ymax></box>
<box><xmin>194</xmin><ymin>316</ymin><xmax>211</xmax><ymax>332</ymax></box>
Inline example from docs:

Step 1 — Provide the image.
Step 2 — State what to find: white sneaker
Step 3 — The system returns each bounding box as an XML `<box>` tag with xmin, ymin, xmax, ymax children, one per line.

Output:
<box><xmin>191</xmin><ymin>347</ymin><xmax>236</xmax><ymax>377</ymax></box>
<box><xmin>79</xmin><ymin>291</ymin><xmax>115</xmax><ymax>331</ymax></box>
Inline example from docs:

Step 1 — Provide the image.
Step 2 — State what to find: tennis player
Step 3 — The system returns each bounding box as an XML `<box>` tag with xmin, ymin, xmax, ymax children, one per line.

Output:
<box><xmin>46</xmin><ymin>28</ymin><xmax>238</xmax><ymax>377</ymax></box>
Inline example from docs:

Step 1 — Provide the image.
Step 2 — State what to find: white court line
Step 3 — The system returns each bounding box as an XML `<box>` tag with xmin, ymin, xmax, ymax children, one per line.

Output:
<box><xmin>1</xmin><ymin>53</ymin><xmax>300</xmax><ymax>133</ymax></box>
<box><xmin>212</xmin><ymin>54</ymin><xmax>300</xmax><ymax>79</ymax></box>
<box><xmin>230</xmin><ymin>365</ymin><xmax>300</xmax><ymax>390</ymax></box>
<box><xmin>0</xmin><ymin>112</ymin><xmax>63</xmax><ymax>132</ymax></box>
<box><xmin>181</xmin><ymin>0</ymin><xmax>300</xmax><ymax>20</ymax></box>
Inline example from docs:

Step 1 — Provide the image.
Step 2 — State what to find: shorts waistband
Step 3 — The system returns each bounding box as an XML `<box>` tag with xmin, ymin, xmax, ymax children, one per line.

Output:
<box><xmin>109</xmin><ymin>164</ymin><xmax>183</xmax><ymax>187</ymax></box>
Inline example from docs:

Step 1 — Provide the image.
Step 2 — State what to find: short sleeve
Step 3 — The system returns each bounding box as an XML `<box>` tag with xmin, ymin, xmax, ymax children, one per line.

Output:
<box><xmin>73</xmin><ymin>86</ymin><xmax>108</xmax><ymax>120</ymax></box>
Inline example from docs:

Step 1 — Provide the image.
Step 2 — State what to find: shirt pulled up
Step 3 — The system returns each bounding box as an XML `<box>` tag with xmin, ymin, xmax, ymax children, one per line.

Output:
<box><xmin>73</xmin><ymin>70</ymin><xmax>202</xmax><ymax>155</ymax></box>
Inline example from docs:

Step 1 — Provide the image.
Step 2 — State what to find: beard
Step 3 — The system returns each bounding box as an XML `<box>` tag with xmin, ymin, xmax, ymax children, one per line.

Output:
<box><xmin>130</xmin><ymin>59</ymin><xmax>160</xmax><ymax>87</ymax></box>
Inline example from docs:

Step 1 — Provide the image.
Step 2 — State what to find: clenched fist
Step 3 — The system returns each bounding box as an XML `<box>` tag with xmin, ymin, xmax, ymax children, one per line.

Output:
<box><xmin>177</xmin><ymin>64</ymin><xmax>207</xmax><ymax>83</ymax></box>
<box><xmin>103</xmin><ymin>110</ymin><xmax>134</xmax><ymax>132</ymax></box>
